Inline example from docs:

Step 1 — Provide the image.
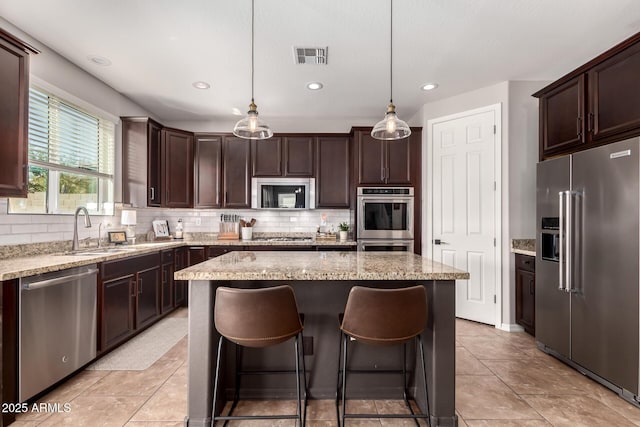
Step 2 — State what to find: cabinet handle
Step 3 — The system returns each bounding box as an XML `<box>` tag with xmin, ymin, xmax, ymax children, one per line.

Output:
<box><xmin>529</xmin><ymin>279</ymin><xmax>534</xmax><ymax>295</ymax></box>
<box><xmin>131</xmin><ymin>278</ymin><xmax>137</xmax><ymax>297</ymax></box>
<box><xmin>576</xmin><ymin>116</ymin><xmax>582</xmax><ymax>138</ymax></box>
<box><xmin>149</xmin><ymin>187</ymin><xmax>155</xmax><ymax>201</ymax></box>
<box><xmin>138</xmin><ymin>278</ymin><xmax>143</xmax><ymax>295</ymax></box>
<box><xmin>381</xmin><ymin>167</ymin><xmax>385</xmax><ymax>182</ymax></box>
<box><xmin>588</xmin><ymin>112</ymin><xmax>594</xmax><ymax>133</ymax></box>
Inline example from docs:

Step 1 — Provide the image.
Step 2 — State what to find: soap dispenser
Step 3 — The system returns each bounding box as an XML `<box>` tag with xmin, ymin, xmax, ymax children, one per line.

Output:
<box><xmin>175</xmin><ymin>218</ymin><xmax>184</xmax><ymax>239</ymax></box>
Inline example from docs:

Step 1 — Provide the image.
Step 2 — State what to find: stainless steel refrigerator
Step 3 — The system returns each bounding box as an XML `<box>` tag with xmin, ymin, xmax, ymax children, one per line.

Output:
<box><xmin>536</xmin><ymin>136</ymin><xmax>640</xmax><ymax>404</ymax></box>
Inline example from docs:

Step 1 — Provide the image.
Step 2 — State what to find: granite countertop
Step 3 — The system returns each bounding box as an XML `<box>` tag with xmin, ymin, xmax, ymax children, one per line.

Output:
<box><xmin>174</xmin><ymin>251</ymin><xmax>470</xmax><ymax>281</ymax></box>
<box><xmin>0</xmin><ymin>238</ymin><xmax>357</xmax><ymax>281</ymax></box>
<box><xmin>511</xmin><ymin>239</ymin><xmax>535</xmax><ymax>257</ymax></box>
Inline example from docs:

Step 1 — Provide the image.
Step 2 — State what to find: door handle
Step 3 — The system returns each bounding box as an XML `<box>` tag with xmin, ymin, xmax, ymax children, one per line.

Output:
<box><xmin>433</xmin><ymin>239</ymin><xmax>447</xmax><ymax>245</ymax></box>
<box><xmin>558</xmin><ymin>191</ymin><xmax>565</xmax><ymax>291</ymax></box>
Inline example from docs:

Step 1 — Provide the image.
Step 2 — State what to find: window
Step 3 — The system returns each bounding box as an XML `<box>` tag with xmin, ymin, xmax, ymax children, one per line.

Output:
<box><xmin>9</xmin><ymin>86</ymin><xmax>115</xmax><ymax>215</ymax></box>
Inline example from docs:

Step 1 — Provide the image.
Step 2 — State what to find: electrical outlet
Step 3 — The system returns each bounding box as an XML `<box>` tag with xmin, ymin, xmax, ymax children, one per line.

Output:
<box><xmin>195</xmin><ymin>217</ymin><xmax>201</xmax><ymax>226</ymax></box>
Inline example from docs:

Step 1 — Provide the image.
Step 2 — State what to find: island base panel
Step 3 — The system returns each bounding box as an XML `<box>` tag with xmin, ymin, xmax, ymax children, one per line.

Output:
<box><xmin>186</xmin><ymin>279</ymin><xmax>457</xmax><ymax>427</ymax></box>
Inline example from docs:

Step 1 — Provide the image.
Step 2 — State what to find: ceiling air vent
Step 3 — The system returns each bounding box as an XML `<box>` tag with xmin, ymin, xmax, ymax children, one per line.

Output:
<box><xmin>294</xmin><ymin>47</ymin><xmax>328</xmax><ymax>65</ymax></box>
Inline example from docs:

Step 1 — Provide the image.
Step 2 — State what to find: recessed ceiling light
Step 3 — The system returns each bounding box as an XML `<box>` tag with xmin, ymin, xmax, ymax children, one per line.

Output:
<box><xmin>192</xmin><ymin>81</ymin><xmax>211</xmax><ymax>90</ymax></box>
<box><xmin>87</xmin><ymin>55</ymin><xmax>111</xmax><ymax>66</ymax></box>
<box><xmin>306</xmin><ymin>82</ymin><xmax>323</xmax><ymax>90</ymax></box>
<box><xmin>421</xmin><ymin>83</ymin><xmax>438</xmax><ymax>91</ymax></box>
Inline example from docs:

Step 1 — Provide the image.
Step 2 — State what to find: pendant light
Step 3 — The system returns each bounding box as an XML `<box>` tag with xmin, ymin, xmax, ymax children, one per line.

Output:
<box><xmin>371</xmin><ymin>0</ymin><xmax>411</xmax><ymax>140</ymax></box>
<box><xmin>233</xmin><ymin>0</ymin><xmax>273</xmax><ymax>139</ymax></box>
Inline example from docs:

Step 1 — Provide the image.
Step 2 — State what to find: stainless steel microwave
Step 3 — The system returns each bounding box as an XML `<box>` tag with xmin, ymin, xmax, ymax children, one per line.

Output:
<box><xmin>251</xmin><ymin>178</ymin><xmax>315</xmax><ymax>209</ymax></box>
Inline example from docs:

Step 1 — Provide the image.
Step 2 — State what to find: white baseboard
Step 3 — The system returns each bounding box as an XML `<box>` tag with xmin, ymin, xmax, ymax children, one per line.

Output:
<box><xmin>498</xmin><ymin>323</ymin><xmax>525</xmax><ymax>332</ymax></box>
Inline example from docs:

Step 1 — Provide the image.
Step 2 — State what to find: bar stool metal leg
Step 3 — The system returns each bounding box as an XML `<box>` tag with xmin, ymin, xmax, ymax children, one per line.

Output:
<box><xmin>211</xmin><ymin>336</ymin><xmax>224</xmax><ymax>427</ymax></box>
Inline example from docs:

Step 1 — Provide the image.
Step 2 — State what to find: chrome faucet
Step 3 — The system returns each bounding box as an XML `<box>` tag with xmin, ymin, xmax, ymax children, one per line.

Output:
<box><xmin>72</xmin><ymin>206</ymin><xmax>92</xmax><ymax>251</ymax></box>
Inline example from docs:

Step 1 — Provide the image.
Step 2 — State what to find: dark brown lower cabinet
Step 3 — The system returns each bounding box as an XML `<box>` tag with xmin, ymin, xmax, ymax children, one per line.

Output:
<box><xmin>99</xmin><ymin>252</ymin><xmax>161</xmax><ymax>352</ymax></box>
<box><xmin>515</xmin><ymin>254</ymin><xmax>535</xmax><ymax>336</ymax></box>
<box><xmin>161</xmin><ymin>250</ymin><xmax>174</xmax><ymax>313</ymax></box>
<box><xmin>1</xmin><ymin>279</ymin><xmax>18</xmax><ymax>426</ymax></box>
<box><xmin>174</xmin><ymin>247</ymin><xmax>188</xmax><ymax>307</ymax></box>
<box><xmin>136</xmin><ymin>266</ymin><xmax>160</xmax><ymax>329</ymax></box>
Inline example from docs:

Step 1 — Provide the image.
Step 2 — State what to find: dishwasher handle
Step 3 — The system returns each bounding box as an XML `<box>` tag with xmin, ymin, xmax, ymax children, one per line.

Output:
<box><xmin>22</xmin><ymin>268</ymin><xmax>99</xmax><ymax>291</ymax></box>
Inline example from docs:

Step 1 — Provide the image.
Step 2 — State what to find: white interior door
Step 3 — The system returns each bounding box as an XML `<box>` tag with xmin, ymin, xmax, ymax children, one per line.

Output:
<box><xmin>429</xmin><ymin>106</ymin><xmax>499</xmax><ymax>324</ymax></box>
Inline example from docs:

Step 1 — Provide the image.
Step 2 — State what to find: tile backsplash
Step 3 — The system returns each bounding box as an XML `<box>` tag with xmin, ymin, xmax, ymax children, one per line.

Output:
<box><xmin>0</xmin><ymin>198</ymin><xmax>353</xmax><ymax>247</ymax></box>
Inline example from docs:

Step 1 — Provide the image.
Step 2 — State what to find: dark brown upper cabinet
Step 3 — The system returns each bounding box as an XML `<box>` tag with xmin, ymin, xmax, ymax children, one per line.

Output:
<box><xmin>354</xmin><ymin>127</ymin><xmax>417</xmax><ymax>186</ymax></box>
<box><xmin>589</xmin><ymin>40</ymin><xmax>640</xmax><ymax>142</ymax></box>
<box><xmin>162</xmin><ymin>128</ymin><xmax>194</xmax><ymax>208</ymax></box>
<box><xmin>538</xmin><ymin>76</ymin><xmax>587</xmax><ymax>158</ymax></box>
<box><xmin>252</xmin><ymin>137</ymin><xmax>282</xmax><ymax>176</ymax></box>
<box><xmin>535</xmin><ymin>31</ymin><xmax>640</xmax><ymax>160</ymax></box>
<box><xmin>122</xmin><ymin>117</ymin><xmax>163</xmax><ymax>207</ymax></box>
<box><xmin>316</xmin><ymin>136</ymin><xmax>350</xmax><ymax>208</ymax></box>
<box><xmin>0</xmin><ymin>29</ymin><xmax>38</xmax><ymax>198</ymax></box>
<box><xmin>194</xmin><ymin>134</ymin><xmax>222</xmax><ymax>208</ymax></box>
<box><xmin>223</xmin><ymin>136</ymin><xmax>252</xmax><ymax>208</ymax></box>
<box><xmin>252</xmin><ymin>135</ymin><xmax>314</xmax><ymax>177</ymax></box>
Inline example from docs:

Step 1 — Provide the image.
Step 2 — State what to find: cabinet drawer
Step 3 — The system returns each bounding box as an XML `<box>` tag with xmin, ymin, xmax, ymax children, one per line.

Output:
<box><xmin>515</xmin><ymin>254</ymin><xmax>535</xmax><ymax>272</ymax></box>
<box><xmin>101</xmin><ymin>252</ymin><xmax>160</xmax><ymax>281</ymax></box>
<box><xmin>161</xmin><ymin>249</ymin><xmax>174</xmax><ymax>264</ymax></box>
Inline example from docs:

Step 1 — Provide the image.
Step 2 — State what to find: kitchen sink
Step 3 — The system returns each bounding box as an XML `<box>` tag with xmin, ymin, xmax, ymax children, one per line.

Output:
<box><xmin>60</xmin><ymin>247</ymin><xmax>138</xmax><ymax>256</ymax></box>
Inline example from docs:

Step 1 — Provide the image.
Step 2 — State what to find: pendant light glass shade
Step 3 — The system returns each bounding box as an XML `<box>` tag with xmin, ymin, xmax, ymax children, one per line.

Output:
<box><xmin>371</xmin><ymin>102</ymin><xmax>411</xmax><ymax>140</ymax></box>
<box><xmin>371</xmin><ymin>0</ymin><xmax>410</xmax><ymax>141</ymax></box>
<box><xmin>233</xmin><ymin>0</ymin><xmax>272</xmax><ymax>140</ymax></box>
<box><xmin>233</xmin><ymin>101</ymin><xmax>273</xmax><ymax>139</ymax></box>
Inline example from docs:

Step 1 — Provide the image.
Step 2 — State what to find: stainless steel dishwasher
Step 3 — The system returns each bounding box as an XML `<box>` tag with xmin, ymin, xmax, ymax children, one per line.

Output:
<box><xmin>19</xmin><ymin>264</ymin><xmax>98</xmax><ymax>401</ymax></box>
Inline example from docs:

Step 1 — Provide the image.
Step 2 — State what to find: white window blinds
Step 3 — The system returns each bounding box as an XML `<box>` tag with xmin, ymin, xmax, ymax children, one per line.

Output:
<box><xmin>28</xmin><ymin>86</ymin><xmax>114</xmax><ymax>178</ymax></box>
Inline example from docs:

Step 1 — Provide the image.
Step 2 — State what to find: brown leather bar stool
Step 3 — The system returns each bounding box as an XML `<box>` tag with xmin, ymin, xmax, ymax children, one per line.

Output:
<box><xmin>336</xmin><ymin>285</ymin><xmax>431</xmax><ymax>426</ymax></box>
<box><xmin>212</xmin><ymin>285</ymin><xmax>307</xmax><ymax>426</ymax></box>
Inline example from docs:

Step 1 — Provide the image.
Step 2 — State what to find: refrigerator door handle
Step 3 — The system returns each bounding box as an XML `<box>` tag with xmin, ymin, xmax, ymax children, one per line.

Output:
<box><xmin>559</xmin><ymin>191</ymin><xmax>566</xmax><ymax>291</ymax></box>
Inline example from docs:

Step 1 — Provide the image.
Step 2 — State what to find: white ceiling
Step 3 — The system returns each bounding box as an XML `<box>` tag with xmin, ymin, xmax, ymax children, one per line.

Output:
<box><xmin>1</xmin><ymin>0</ymin><xmax>639</xmax><ymax>126</ymax></box>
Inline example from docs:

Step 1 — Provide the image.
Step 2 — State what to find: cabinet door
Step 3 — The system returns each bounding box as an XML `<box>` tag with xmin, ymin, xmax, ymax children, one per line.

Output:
<box><xmin>161</xmin><ymin>263</ymin><xmax>174</xmax><ymax>313</ymax></box>
<box><xmin>136</xmin><ymin>267</ymin><xmax>160</xmax><ymax>329</ymax></box>
<box><xmin>147</xmin><ymin>120</ymin><xmax>163</xmax><ymax>206</ymax></box>
<box><xmin>284</xmin><ymin>136</ymin><xmax>314</xmax><ymax>177</ymax></box>
<box><xmin>589</xmin><ymin>42</ymin><xmax>640</xmax><ymax>142</ymax></box>
<box><xmin>207</xmin><ymin>246</ymin><xmax>242</xmax><ymax>259</ymax></box>
<box><xmin>0</xmin><ymin>34</ymin><xmax>31</xmax><ymax>197</ymax></box>
<box><xmin>223</xmin><ymin>137</ymin><xmax>251</xmax><ymax>208</ymax></box>
<box><xmin>385</xmin><ymin>137</ymin><xmax>412</xmax><ymax>184</ymax></box>
<box><xmin>356</xmin><ymin>131</ymin><xmax>386</xmax><ymax>185</ymax></box>
<box><xmin>162</xmin><ymin>128</ymin><xmax>194</xmax><ymax>208</ymax></box>
<box><xmin>194</xmin><ymin>134</ymin><xmax>222</xmax><ymax>208</ymax></box>
<box><xmin>316</xmin><ymin>136</ymin><xmax>350</xmax><ymax>208</ymax></box>
<box><xmin>515</xmin><ymin>261</ymin><xmax>535</xmax><ymax>336</ymax></box>
<box><xmin>540</xmin><ymin>75</ymin><xmax>586</xmax><ymax>158</ymax></box>
<box><xmin>174</xmin><ymin>247</ymin><xmax>188</xmax><ymax>307</ymax></box>
<box><xmin>100</xmin><ymin>275</ymin><xmax>135</xmax><ymax>350</ymax></box>
<box><xmin>252</xmin><ymin>137</ymin><xmax>282</xmax><ymax>176</ymax></box>
<box><xmin>188</xmin><ymin>247</ymin><xmax>207</xmax><ymax>265</ymax></box>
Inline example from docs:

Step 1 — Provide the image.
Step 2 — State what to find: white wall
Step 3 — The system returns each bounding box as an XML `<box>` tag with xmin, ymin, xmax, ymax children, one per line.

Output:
<box><xmin>414</xmin><ymin>80</ymin><xmax>547</xmax><ymax>330</ymax></box>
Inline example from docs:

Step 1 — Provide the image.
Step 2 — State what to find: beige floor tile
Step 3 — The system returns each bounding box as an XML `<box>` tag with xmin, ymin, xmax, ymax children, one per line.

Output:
<box><xmin>166</xmin><ymin>307</ymin><xmax>188</xmax><ymax>318</ymax></box>
<box><xmin>492</xmin><ymin>331</ymin><xmax>537</xmax><ymax>351</ymax></box>
<box><xmin>457</xmin><ymin>335</ymin><xmax>529</xmax><ymax>360</ymax></box>
<box><xmin>130</xmin><ymin>366</ymin><xmax>187</xmax><ymax>422</ymax></box>
<box><xmin>482</xmin><ymin>358</ymin><xmax>598</xmax><ymax>395</ymax></box>
<box><xmin>125</xmin><ymin>423</ymin><xmax>184</xmax><ymax>427</ymax></box>
<box><xmin>456</xmin><ymin>375</ymin><xmax>541</xmax><ymax>420</ymax></box>
<box><xmin>588</xmin><ymin>386</ymin><xmax>640</xmax><ymax>424</ymax></box>
<box><xmin>85</xmin><ymin>358</ymin><xmax>182</xmax><ymax>397</ymax></box>
<box><xmin>374</xmin><ymin>399</ymin><xmax>429</xmax><ymax>426</ymax></box>
<box><xmin>306</xmin><ymin>398</ymin><xmax>337</xmax><ymax>421</ymax></box>
<box><xmin>457</xmin><ymin>411</ymin><xmax>469</xmax><ymax>427</ymax></box>
<box><xmin>456</xmin><ymin>319</ymin><xmax>500</xmax><ymax>336</ymax></box>
<box><xmin>465</xmin><ymin>421</ymin><xmax>552</xmax><ymax>426</ymax></box>
<box><xmin>159</xmin><ymin>336</ymin><xmax>188</xmax><ymax>361</ymax></box>
<box><xmin>456</xmin><ymin>347</ymin><xmax>494</xmax><ymax>375</ymax></box>
<box><xmin>38</xmin><ymin>395</ymin><xmax>147</xmax><ymax>427</ymax></box>
<box><xmin>522</xmin><ymin>394</ymin><xmax>637</xmax><ymax>426</ymax></box>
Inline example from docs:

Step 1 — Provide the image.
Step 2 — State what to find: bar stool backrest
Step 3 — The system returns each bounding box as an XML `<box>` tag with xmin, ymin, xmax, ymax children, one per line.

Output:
<box><xmin>341</xmin><ymin>285</ymin><xmax>427</xmax><ymax>346</ymax></box>
<box><xmin>215</xmin><ymin>285</ymin><xmax>303</xmax><ymax>348</ymax></box>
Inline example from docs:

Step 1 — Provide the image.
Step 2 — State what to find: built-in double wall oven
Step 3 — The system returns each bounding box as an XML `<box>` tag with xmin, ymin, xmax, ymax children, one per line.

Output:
<box><xmin>356</xmin><ymin>187</ymin><xmax>414</xmax><ymax>252</ymax></box>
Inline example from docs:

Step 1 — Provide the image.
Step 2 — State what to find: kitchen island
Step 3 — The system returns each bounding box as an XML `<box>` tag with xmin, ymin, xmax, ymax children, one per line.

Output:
<box><xmin>174</xmin><ymin>251</ymin><xmax>469</xmax><ymax>427</ymax></box>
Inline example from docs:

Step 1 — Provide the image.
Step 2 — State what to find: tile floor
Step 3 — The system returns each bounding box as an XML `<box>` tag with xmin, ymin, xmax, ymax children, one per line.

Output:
<box><xmin>12</xmin><ymin>312</ymin><xmax>640</xmax><ymax>426</ymax></box>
